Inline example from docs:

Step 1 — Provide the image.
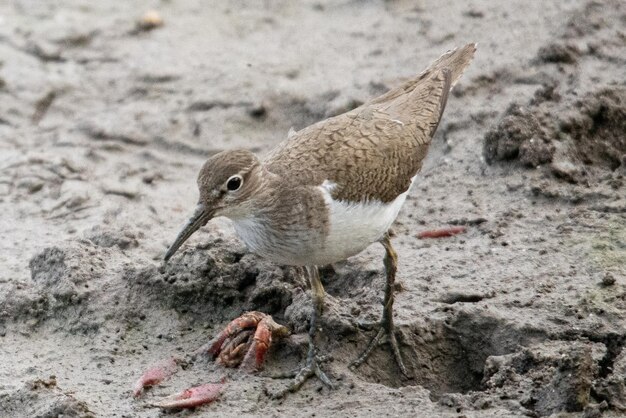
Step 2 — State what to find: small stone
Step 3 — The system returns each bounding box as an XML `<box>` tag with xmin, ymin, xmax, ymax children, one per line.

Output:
<box><xmin>142</xmin><ymin>172</ymin><xmax>163</xmax><ymax>184</ymax></box>
<box><xmin>102</xmin><ymin>183</ymin><xmax>138</xmax><ymax>199</ymax></box>
<box><xmin>136</xmin><ymin>10</ymin><xmax>164</xmax><ymax>32</ymax></box>
<box><xmin>536</xmin><ymin>42</ymin><xmax>580</xmax><ymax>64</ymax></box>
<box><xmin>582</xmin><ymin>403</ymin><xmax>603</xmax><ymax>418</ymax></box>
<box><xmin>26</xmin><ymin>41</ymin><xmax>64</xmax><ymax>62</ymax></box>
<box><xmin>247</xmin><ymin>103</ymin><xmax>267</xmax><ymax>119</ymax></box>
<box><xmin>463</xmin><ymin>9</ymin><xmax>484</xmax><ymax>18</ymax></box>
<box><xmin>600</xmin><ymin>273</ymin><xmax>615</xmax><ymax>287</ymax></box>
<box><xmin>551</xmin><ymin>160</ymin><xmax>582</xmax><ymax>183</ymax></box>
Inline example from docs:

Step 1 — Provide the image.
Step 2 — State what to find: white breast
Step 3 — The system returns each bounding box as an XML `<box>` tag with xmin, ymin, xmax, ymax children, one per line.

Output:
<box><xmin>312</xmin><ymin>177</ymin><xmax>414</xmax><ymax>264</ymax></box>
<box><xmin>229</xmin><ymin>177</ymin><xmax>415</xmax><ymax>266</ymax></box>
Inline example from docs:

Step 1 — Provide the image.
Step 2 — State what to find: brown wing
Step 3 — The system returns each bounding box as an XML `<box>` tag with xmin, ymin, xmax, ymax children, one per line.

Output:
<box><xmin>265</xmin><ymin>44</ymin><xmax>475</xmax><ymax>203</ymax></box>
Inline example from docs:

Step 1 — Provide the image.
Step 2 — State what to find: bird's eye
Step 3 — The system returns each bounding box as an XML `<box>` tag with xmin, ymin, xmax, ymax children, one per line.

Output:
<box><xmin>226</xmin><ymin>175</ymin><xmax>243</xmax><ymax>191</ymax></box>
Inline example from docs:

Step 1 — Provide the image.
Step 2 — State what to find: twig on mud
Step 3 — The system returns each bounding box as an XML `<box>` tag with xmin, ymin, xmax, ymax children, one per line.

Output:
<box><xmin>32</xmin><ymin>91</ymin><xmax>57</xmax><ymax>124</ymax></box>
<box><xmin>447</xmin><ymin>217</ymin><xmax>487</xmax><ymax>226</ymax></box>
<box><xmin>46</xmin><ymin>204</ymin><xmax>96</xmax><ymax>220</ymax></box>
<box><xmin>80</xmin><ymin>123</ymin><xmax>148</xmax><ymax>146</ymax></box>
<box><xmin>102</xmin><ymin>186</ymin><xmax>139</xmax><ymax>199</ymax></box>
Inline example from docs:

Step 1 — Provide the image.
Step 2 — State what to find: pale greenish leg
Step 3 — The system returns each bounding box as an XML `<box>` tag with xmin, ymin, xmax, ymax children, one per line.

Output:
<box><xmin>350</xmin><ymin>233</ymin><xmax>409</xmax><ymax>377</ymax></box>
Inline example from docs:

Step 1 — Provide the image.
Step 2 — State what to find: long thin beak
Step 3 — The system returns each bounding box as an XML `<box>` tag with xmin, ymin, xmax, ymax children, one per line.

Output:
<box><xmin>164</xmin><ymin>203</ymin><xmax>212</xmax><ymax>262</ymax></box>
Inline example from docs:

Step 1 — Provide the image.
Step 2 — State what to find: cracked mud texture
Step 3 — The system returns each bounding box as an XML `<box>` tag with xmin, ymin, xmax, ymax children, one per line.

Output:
<box><xmin>1</xmin><ymin>0</ymin><xmax>625</xmax><ymax>417</ymax></box>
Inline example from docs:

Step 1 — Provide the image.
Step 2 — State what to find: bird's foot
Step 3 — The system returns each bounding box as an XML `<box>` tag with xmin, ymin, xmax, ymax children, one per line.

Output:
<box><xmin>350</xmin><ymin>320</ymin><xmax>409</xmax><ymax>377</ymax></box>
<box><xmin>270</xmin><ymin>353</ymin><xmax>334</xmax><ymax>397</ymax></box>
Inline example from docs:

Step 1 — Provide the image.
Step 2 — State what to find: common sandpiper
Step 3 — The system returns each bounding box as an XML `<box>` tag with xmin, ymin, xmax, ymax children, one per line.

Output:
<box><xmin>164</xmin><ymin>43</ymin><xmax>476</xmax><ymax>392</ymax></box>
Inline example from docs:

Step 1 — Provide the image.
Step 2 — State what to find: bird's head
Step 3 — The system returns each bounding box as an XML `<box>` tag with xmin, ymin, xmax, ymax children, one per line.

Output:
<box><xmin>164</xmin><ymin>149</ymin><xmax>261</xmax><ymax>262</ymax></box>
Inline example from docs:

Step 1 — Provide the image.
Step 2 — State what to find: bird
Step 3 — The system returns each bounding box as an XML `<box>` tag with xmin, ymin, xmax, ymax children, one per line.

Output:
<box><xmin>163</xmin><ymin>43</ymin><xmax>476</xmax><ymax>393</ymax></box>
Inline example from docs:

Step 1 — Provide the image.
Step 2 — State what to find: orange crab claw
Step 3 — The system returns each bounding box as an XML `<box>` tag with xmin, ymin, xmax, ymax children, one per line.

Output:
<box><xmin>240</xmin><ymin>320</ymin><xmax>272</xmax><ymax>371</ymax></box>
<box><xmin>132</xmin><ymin>357</ymin><xmax>180</xmax><ymax>397</ymax></box>
<box><xmin>152</xmin><ymin>382</ymin><xmax>224</xmax><ymax>409</ymax></box>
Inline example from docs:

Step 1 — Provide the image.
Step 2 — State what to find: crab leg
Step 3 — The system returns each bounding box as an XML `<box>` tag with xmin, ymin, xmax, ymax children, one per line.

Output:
<box><xmin>217</xmin><ymin>329</ymin><xmax>254</xmax><ymax>367</ymax></box>
<box><xmin>417</xmin><ymin>226</ymin><xmax>466</xmax><ymax>238</ymax></box>
<box><xmin>202</xmin><ymin>313</ymin><xmax>262</xmax><ymax>357</ymax></box>
<box><xmin>152</xmin><ymin>382</ymin><xmax>224</xmax><ymax>409</ymax></box>
<box><xmin>132</xmin><ymin>357</ymin><xmax>180</xmax><ymax>397</ymax></box>
<box><xmin>240</xmin><ymin>322</ymin><xmax>272</xmax><ymax>371</ymax></box>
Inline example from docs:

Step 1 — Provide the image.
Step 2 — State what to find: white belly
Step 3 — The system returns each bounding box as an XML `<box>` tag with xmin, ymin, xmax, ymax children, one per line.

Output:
<box><xmin>309</xmin><ymin>177</ymin><xmax>414</xmax><ymax>264</ymax></box>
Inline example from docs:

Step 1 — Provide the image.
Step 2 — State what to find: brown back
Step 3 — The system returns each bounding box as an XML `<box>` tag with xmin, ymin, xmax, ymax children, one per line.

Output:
<box><xmin>265</xmin><ymin>44</ymin><xmax>476</xmax><ymax>203</ymax></box>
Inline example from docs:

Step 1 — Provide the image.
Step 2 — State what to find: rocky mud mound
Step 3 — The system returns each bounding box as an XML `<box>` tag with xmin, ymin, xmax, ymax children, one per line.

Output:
<box><xmin>484</xmin><ymin>0</ymin><xmax>626</xmax><ymax>184</ymax></box>
<box><xmin>127</xmin><ymin>236</ymin><xmax>298</xmax><ymax>322</ymax></box>
<box><xmin>479</xmin><ymin>0</ymin><xmax>625</xmax><ymax>215</ymax></box>
<box><xmin>0</xmin><ymin>377</ymin><xmax>94</xmax><ymax>418</ymax></box>
<box><xmin>484</xmin><ymin>87</ymin><xmax>626</xmax><ymax>179</ymax></box>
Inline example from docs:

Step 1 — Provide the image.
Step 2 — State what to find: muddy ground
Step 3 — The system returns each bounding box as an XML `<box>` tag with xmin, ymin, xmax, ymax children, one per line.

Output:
<box><xmin>0</xmin><ymin>0</ymin><xmax>625</xmax><ymax>417</ymax></box>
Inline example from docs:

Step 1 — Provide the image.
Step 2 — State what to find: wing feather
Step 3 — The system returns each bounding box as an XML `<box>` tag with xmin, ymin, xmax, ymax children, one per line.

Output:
<box><xmin>265</xmin><ymin>44</ymin><xmax>475</xmax><ymax>203</ymax></box>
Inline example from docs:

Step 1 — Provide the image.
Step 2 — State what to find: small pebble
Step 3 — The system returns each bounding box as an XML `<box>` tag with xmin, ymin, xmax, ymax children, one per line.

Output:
<box><xmin>137</xmin><ymin>10</ymin><xmax>164</xmax><ymax>31</ymax></box>
<box><xmin>601</xmin><ymin>273</ymin><xmax>615</xmax><ymax>287</ymax></box>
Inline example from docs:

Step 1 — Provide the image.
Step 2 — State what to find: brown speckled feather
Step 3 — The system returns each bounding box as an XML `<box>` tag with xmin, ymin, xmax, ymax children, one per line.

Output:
<box><xmin>265</xmin><ymin>43</ymin><xmax>476</xmax><ymax>203</ymax></box>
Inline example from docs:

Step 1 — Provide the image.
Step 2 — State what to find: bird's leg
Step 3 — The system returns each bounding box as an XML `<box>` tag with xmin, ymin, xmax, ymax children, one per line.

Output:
<box><xmin>277</xmin><ymin>265</ymin><xmax>334</xmax><ymax>395</ymax></box>
<box><xmin>351</xmin><ymin>233</ymin><xmax>409</xmax><ymax>377</ymax></box>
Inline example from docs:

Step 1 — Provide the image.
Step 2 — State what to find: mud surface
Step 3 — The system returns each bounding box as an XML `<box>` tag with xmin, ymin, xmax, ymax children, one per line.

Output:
<box><xmin>1</xmin><ymin>1</ymin><xmax>625</xmax><ymax>417</ymax></box>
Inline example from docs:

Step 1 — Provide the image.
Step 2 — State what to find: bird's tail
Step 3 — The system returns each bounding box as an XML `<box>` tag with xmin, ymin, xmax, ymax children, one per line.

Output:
<box><xmin>426</xmin><ymin>43</ymin><xmax>477</xmax><ymax>88</ymax></box>
<box><xmin>370</xmin><ymin>43</ymin><xmax>476</xmax><ymax>106</ymax></box>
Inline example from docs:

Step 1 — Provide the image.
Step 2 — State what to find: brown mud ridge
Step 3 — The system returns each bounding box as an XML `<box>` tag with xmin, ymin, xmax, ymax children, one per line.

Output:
<box><xmin>1</xmin><ymin>0</ymin><xmax>625</xmax><ymax>417</ymax></box>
